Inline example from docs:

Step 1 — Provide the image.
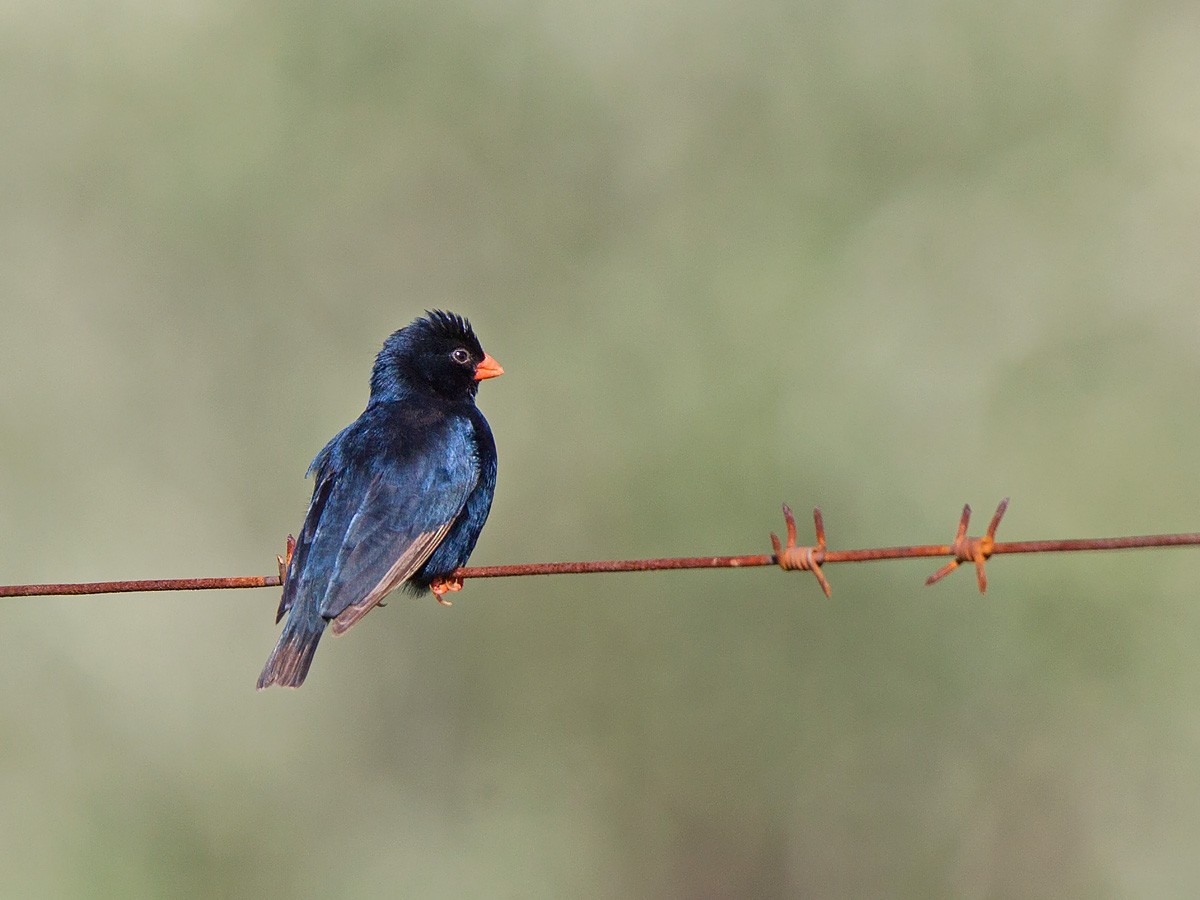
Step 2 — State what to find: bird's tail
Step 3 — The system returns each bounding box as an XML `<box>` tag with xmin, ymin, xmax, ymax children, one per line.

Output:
<box><xmin>257</xmin><ymin>611</ymin><xmax>326</xmax><ymax>690</ymax></box>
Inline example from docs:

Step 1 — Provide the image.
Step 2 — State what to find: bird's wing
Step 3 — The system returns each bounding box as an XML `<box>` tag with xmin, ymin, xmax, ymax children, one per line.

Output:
<box><xmin>307</xmin><ymin>425</ymin><xmax>479</xmax><ymax>633</ymax></box>
<box><xmin>274</xmin><ymin>465</ymin><xmax>336</xmax><ymax>624</ymax></box>
<box><xmin>326</xmin><ymin>514</ymin><xmax>456</xmax><ymax>635</ymax></box>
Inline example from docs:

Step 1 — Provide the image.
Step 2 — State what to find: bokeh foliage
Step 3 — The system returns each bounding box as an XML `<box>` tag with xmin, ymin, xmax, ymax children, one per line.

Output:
<box><xmin>3</xmin><ymin>1</ymin><xmax>1200</xmax><ymax>897</ymax></box>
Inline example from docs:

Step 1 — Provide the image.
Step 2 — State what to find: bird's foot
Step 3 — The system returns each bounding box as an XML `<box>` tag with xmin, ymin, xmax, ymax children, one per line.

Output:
<box><xmin>277</xmin><ymin>534</ymin><xmax>296</xmax><ymax>584</ymax></box>
<box><xmin>430</xmin><ymin>576</ymin><xmax>464</xmax><ymax>606</ymax></box>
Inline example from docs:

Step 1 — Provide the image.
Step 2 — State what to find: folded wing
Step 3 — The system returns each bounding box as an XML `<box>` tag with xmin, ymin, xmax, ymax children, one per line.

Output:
<box><xmin>281</xmin><ymin>418</ymin><xmax>479</xmax><ymax>635</ymax></box>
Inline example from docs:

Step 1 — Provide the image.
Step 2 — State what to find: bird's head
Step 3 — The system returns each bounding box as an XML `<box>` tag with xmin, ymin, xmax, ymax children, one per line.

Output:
<box><xmin>371</xmin><ymin>310</ymin><xmax>503</xmax><ymax>403</ymax></box>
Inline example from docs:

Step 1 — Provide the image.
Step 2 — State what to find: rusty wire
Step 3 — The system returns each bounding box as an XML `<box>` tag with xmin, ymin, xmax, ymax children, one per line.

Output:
<box><xmin>3</xmin><ymin>498</ymin><xmax>1200</xmax><ymax>600</ymax></box>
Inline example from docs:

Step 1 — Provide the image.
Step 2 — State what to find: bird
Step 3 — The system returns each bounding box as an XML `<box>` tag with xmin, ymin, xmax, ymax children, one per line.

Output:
<box><xmin>256</xmin><ymin>310</ymin><xmax>502</xmax><ymax>689</ymax></box>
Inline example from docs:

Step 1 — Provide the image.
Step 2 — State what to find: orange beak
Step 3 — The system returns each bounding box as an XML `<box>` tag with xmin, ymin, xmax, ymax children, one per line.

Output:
<box><xmin>474</xmin><ymin>353</ymin><xmax>504</xmax><ymax>381</ymax></box>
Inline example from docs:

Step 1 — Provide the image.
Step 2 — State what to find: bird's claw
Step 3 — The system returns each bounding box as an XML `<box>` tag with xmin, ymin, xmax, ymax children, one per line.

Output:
<box><xmin>430</xmin><ymin>576</ymin><xmax>464</xmax><ymax>606</ymax></box>
<box><xmin>277</xmin><ymin>534</ymin><xmax>296</xmax><ymax>584</ymax></box>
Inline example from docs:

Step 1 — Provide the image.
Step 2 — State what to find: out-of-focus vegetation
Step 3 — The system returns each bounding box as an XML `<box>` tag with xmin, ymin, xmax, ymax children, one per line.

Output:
<box><xmin>3</xmin><ymin>2</ymin><xmax>1200</xmax><ymax>896</ymax></box>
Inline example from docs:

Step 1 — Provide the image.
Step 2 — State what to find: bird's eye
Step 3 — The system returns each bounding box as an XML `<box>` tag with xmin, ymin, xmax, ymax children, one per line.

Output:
<box><xmin>450</xmin><ymin>348</ymin><xmax>472</xmax><ymax>365</ymax></box>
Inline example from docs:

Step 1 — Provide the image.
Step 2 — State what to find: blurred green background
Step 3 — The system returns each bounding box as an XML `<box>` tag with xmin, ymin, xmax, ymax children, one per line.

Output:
<box><xmin>3</xmin><ymin>1</ymin><xmax>1200</xmax><ymax>897</ymax></box>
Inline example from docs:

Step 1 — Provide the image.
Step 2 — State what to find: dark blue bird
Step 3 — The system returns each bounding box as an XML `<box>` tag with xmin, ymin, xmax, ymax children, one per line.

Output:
<box><xmin>257</xmin><ymin>311</ymin><xmax>502</xmax><ymax>689</ymax></box>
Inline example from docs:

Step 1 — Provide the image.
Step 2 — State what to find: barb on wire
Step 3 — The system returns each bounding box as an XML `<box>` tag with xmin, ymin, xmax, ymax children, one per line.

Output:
<box><xmin>924</xmin><ymin>499</ymin><xmax>1008</xmax><ymax>592</ymax></box>
<box><xmin>3</xmin><ymin>498</ymin><xmax>1200</xmax><ymax>599</ymax></box>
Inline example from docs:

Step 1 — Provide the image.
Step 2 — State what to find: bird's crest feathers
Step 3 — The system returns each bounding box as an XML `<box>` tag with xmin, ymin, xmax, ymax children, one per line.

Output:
<box><xmin>419</xmin><ymin>310</ymin><xmax>479</xmax><ymax>349</ymax></box>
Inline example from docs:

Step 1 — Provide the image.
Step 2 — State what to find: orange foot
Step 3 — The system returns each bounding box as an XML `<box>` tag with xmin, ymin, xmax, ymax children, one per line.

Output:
<box><xmin>277</xmin><ymin>534</ymin><xmax>297</xmax><ymax>584</ymax></box>
<box><xmin>430</xmin><ymin>576</ymin><xmax>464</xmax><ymax>606</ymax></box>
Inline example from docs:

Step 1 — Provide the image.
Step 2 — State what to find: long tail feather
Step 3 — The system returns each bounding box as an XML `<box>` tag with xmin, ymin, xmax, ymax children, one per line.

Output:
<box><xmin>256</xmin><ymin>614</ymin><xmax>325</xmax><ymax>689</ymax></box>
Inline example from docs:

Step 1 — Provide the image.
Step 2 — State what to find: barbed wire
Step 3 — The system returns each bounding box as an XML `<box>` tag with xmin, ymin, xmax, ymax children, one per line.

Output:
<box><xmin>3</xmin><ymin>498</ymin><xmax>1200</xmax><ymax>600</ymax></box>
